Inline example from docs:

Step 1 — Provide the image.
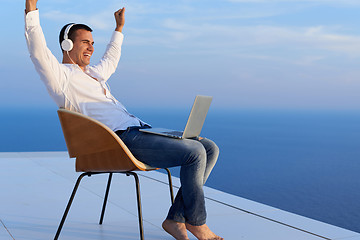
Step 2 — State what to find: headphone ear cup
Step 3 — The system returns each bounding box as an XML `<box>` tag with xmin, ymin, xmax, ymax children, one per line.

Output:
<box><xmin>61</xmin><ymin>39</ymin><xmax>73</xmax><ymax>51</ymax></box>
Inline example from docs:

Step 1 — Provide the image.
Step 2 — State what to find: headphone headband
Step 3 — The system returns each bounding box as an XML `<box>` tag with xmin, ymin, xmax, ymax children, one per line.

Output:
<box><xmin>64</xmin><ymin>24</ymin><xmax>75</xmax><ymax>40</ymax></box>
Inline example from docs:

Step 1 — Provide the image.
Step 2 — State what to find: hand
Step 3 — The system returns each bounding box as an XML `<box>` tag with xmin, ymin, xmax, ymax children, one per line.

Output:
<box><xmin>25</xmin><ymin>0</ymin><xmax>38</xmax><ymax>13</ymax></box>
<box><xmin>114</xmin><ymin>7</ymin><xmax>125</xmax><ymax>32</ymax></box>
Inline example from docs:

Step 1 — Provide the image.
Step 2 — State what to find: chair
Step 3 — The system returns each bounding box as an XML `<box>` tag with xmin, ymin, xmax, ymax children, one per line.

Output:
<box><xmin>54</xmin><ymin>108</ymin><xmax>174</xmax><ymax>240</ymax></box>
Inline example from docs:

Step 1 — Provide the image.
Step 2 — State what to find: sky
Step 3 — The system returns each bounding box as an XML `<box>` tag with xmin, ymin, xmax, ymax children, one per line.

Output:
<box><xmin>2</xmin><ymin>0</ymin><xmax>360</xmax><ymax>110</ymax></box>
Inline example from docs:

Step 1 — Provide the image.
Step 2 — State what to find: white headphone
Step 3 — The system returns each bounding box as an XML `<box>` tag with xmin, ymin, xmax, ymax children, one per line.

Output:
<box><xmin>61</xmin><ymin>24</ymin><xmax>76</xmax><ymax>52</ymax></box>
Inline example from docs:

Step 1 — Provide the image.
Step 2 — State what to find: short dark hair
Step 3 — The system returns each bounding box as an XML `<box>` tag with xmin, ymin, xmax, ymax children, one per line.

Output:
<box><xmin>59</xmin><ymin>23</ymin><xmax>93</xmax><ymax>51</ymax></box>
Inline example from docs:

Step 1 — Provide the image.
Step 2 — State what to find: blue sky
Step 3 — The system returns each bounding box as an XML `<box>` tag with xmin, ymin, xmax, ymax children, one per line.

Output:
<box><xmin>2</xmin><ymin>0</ymin><xmax>360</xmax><ymax>110</ymax></box>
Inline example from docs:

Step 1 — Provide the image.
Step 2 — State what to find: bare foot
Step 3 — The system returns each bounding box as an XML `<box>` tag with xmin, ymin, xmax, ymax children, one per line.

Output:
<box><xmin>162</xmin><ymin>219</ymin><xmax>189</xmax><ymax>240</ymax></box>
<box><xmin>185</xmin><ymin>223</ymin><xmax>223</xmax><ymax>240</ymax></box>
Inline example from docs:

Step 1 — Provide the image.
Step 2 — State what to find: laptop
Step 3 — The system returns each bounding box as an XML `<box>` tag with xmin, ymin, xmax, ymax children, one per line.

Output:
<box><xmin>139</xmin><ymin>95</ymin><xmax>213</xmax><ymax>139</ymax></box>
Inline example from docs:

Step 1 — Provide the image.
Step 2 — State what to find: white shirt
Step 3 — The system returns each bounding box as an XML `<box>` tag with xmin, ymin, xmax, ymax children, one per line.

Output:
<box><xmin>25</xmin><ymin>10</ymin><xmax>146</xmax><ymax>131</ymax></box>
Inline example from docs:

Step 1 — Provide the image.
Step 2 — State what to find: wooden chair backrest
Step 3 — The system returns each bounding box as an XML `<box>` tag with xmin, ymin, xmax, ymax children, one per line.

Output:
<box><xmin>57</xmin><ymin>109</ymin><xmax>155</xmax><ymax>172</ymax></box>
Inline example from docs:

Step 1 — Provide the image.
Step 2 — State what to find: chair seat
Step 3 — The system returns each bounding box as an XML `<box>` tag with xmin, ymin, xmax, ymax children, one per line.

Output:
<box><xmin>76</xmin><ymin>149</ymin><xmax>157</xmax><ymax>172</ymax></box>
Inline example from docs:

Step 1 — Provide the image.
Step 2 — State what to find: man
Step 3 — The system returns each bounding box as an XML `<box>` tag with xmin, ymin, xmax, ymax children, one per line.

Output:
<box><xmin>25</xmin><ymin>1</ymin><xmax>223</xmax><ymax>239</ymax></box>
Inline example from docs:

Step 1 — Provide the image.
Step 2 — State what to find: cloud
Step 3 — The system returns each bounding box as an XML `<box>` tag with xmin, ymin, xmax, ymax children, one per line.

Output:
<box><xmin>123</xmin><ymin>1</ymin><xmax>193</xmax><ymax>15</ymax></box>
<box><xmin>127</xmin><ymin>17</ymin><xmax>360</xmax><ymax>60</ymax></box>
<box><xmin>42</xmin><ymin>10</ymin><xmax>113</xmax><ymax>31</ymax></box>
<box><xmin>40</xmin><ymin>0</ymin><xmax>360</xmax><ymax>62</ymax></box>
<box><xmin>227</xmin><ymin>0</ymin><xmax>360</xmax><ymax>4</ymax></box>
<box><xmin>301</xmin><ymin>26</ymin><xmax>360</xmax><ymax>56</ymax></box>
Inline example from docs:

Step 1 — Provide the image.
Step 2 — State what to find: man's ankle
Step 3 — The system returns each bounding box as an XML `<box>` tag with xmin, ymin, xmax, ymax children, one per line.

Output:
<box><xmin>162</xmin><ymin>219</ymin><xmax>189</xmax><ymax>240</ymax></box>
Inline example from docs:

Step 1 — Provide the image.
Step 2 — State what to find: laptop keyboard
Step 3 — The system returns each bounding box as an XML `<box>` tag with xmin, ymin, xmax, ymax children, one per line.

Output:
<box><xmin>164</xmin><ymin>130</ymin><xmax>183</xmax><ymax>136</ymax></box>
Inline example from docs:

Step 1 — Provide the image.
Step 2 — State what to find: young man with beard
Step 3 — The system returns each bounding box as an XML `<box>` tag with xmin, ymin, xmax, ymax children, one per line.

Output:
<box><xmin>25</xmin><ymin>1</ymin><xmax>223</xmax><ymax>239</ymax></box>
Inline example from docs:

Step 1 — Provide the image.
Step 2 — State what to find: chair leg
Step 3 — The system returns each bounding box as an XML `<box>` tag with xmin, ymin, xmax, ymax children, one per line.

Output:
<box><xmin>126</xmin><ymin>171</ymin><xmax>144</xmax><ymax>240</ymax></box>
<box><xmin>54</xmin><ymin>170</ymin><xmax>169</xmax><ymax>240</ymax></box>
<box><xmin>164</xmin><ymin>168</ymin><xmax>174</xmax><ymax>204</ymax></box>
<box><xmin>54</xmin><ymin>172</ymin><xmax>90</xmax><ymax>240</ymax></box>
<box><xmin>99</xmin><ymin>173</ymin><xmax>113</xmax><ymax>225</ymax></box>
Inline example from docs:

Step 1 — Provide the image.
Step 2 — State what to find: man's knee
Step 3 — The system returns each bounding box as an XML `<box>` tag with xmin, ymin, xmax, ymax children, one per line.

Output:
<box><xmin>184</xmin><ymin>141</ymin><xmax>207</xmax><ymax>166</ymax></box>
<box><xmin>209</xmin><ymin>140</ymin><xmax>220</xmax><ymax>158</ymax></box>
<box><xmin>201</xmin><ymin>138</ymin><xmax>219</xmax><ymax>159</ymax></box>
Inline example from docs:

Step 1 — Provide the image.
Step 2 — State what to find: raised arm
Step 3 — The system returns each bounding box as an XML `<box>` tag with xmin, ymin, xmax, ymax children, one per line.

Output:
<box><xmin>25</xmin><ymin>0</ymin><xmax>68</xmax><ymax>109</ymax></box>
<box><xmin>25</xmin><ymin>0</ymin><xmax>38</xmax><ymax>14</ymax></box>
<box><xmin>89</xmin><ymin>7</ymin><xmax>126</xmax><ymax>81</ymax></box>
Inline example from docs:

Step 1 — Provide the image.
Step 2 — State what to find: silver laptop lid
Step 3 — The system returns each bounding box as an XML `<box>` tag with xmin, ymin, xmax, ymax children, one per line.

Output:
<box><xmin>182</xmin><ymin>95</ymin><xmax>212</xmax><ymax>138</ymax></box>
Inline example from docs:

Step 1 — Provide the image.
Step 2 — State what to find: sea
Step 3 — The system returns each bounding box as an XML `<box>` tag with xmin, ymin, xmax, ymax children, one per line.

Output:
<box><xmin>1</xmin><ymin>107</ymin><xmax>359</xmax><ymax>233</ymax></box>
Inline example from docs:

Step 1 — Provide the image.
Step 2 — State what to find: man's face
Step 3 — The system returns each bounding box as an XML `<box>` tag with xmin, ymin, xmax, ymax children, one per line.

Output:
<box><xmin>68</xmin><ymin>29</ymin><xmax>94</xmax><ymax>70</ymax></box>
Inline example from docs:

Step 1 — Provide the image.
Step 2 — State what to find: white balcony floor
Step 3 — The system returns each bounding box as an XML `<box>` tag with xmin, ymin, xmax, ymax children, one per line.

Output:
<box><xmin>0</xmin><ymin>152</ymin><xmax>359</xmax><ymax>240</ymax></box>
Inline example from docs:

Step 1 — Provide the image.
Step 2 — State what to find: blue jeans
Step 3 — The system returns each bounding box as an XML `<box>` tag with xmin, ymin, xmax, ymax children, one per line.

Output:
<box><xmin>116</xmin><ymin>126</ymin><xmax>219</xmax><ymax>226</ymax></box>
